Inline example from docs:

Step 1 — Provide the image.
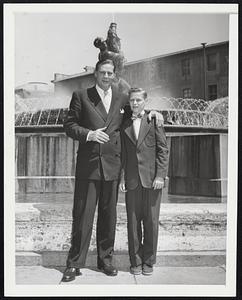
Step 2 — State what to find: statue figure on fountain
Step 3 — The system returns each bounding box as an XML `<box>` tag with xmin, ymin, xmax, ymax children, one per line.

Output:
<box><xmin>94</xmin><ymin>22</ymin><xmax>130</xmax><ymax>94</ymax></box>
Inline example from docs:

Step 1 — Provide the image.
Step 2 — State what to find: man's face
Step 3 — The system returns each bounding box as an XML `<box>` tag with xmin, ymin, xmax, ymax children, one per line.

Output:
<box><xmin>95</xmin><ymin>63</ymin><xmax>115</xmax><ymax>91</ymax></box>
<box><xmin>129</xmin><ymin>92</ymin><xmax>146</xmax><ymax>115</ymax></box>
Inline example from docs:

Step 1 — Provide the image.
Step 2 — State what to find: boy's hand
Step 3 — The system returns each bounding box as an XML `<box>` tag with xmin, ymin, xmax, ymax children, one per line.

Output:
<box><xmin>152</xmin><ymin>177</ymin><xmax>165</xmax><ymax>190</ymax></box>
<box><xmin>119</xmin><ymin>180</ymin><xmax>127</xmax><ymax>192</ymax></box>
<box><xmin>147</xmin><ymin>111</ymin><xmax>164</xmax><ymax>127</ymax></box>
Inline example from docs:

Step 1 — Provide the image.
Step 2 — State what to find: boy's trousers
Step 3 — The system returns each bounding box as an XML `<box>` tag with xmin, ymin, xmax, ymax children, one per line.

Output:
<box><xmin>125</xmin><ymin>179</ymin><xmax>162</xmax><ymax>267</ymax></box>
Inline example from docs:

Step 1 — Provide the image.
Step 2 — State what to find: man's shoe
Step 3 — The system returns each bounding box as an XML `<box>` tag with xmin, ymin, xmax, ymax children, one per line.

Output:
<box><xmin>130</xmin><ymin>265</ymin><xmax>142</xmax><ymax>275</ymax></box>
<box><xmin>98</xmin><ymin>264</ymin><xmax>118</xmax><ymax>276</ymax></box>
<box><xmin>75</xmin><ymin>268</ymin><xmax>82</xmax><ymax>276</ymax></box>
<box><xmin>142</xmin><ymin>264</ymin><xmax>153</xmax><ymax>276</ymax></box>
<box><xmin>61</xmin><ymin>267</ymin><xmax>82</xmax><ymax>282</ymax></box>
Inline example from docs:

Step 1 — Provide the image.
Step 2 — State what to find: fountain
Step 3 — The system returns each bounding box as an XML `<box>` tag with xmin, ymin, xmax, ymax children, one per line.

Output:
<box><xmin>15</xmin><ymin>23</ymin><xmax>228</xmax><ymax>201</ymax></box>
<box><xmin>15</xmin><ymin>96</ymin><xmax>228</xmax><ymax>129</ymax></box>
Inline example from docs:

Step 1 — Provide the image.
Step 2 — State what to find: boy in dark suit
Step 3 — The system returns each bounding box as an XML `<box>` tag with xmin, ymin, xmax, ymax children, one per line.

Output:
<box><xmin>119</xmin><ymin>88</ymin><xmax>169</xmax><ymax>275</ymax></box>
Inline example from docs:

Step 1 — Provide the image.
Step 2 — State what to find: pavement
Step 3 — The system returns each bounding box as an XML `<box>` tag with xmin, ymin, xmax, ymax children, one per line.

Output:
<box><xmin>16</xmin><ymin>264</ymin><xmax>226</xmax><ymax>285</ymax></box>
<box><xmin>15</xmin><ymin>192</ymin><xmax>227</xmax><ymax>286</ymax></box>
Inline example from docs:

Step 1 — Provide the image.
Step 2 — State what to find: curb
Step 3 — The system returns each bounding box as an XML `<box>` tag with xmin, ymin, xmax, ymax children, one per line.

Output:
<box><xmin>16</xmin><ymin>250</ymin><xmax>226</xmax><ymax>268</ymax></box>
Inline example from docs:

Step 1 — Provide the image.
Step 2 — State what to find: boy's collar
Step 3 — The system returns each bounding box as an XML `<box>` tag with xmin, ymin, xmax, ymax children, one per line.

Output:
<box><xmin>131</xmin><ymin>110</ymin><xmax>146</xmax><ymax>120</ymax></box>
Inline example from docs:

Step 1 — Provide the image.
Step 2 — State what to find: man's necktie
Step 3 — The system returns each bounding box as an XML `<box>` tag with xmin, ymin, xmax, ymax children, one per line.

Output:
<box><xmin>103</xmin><ymin>90</ymin><xmax>110</xmax><ymax>113</ymax></box>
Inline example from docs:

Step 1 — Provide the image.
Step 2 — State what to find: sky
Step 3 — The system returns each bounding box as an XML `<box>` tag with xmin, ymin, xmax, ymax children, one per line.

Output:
<box><xmin>15</xmin><ymin>12</ymin><xmax>229</xmax><ymax>87</ymax></box>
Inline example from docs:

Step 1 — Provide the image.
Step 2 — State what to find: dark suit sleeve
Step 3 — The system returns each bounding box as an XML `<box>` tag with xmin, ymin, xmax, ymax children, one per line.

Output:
<box><xmin>63</xmin><ymin>91</ymin><xmax>90</xmax><ymax>144</ymax></box>
<box><xmin>120</xmin><ymin>127</ymin><xmax>127</xmax><ymax>171</ymax></box>
<box><xmin>155</xmin><ymin>122</ymin><xmax>169</xmax><ymax>178</ymax></box>
<box><xmin>123</xmin><ymin>103</ymin><xmax>132</xmax><ymax>122</ymax></box>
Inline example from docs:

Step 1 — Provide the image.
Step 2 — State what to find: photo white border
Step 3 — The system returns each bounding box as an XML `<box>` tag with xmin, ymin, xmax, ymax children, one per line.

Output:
<box><xmin>4</xmin><ymin>3</ymin><xmax>238</xmax><ymax>297</ymax></box>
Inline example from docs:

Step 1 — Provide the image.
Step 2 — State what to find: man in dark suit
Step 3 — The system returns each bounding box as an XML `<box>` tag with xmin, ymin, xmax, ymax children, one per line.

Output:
<box><xmin>62</xmin><ymin>60</ymin><xmax>163</xmax><ymax>282</ymax></box>
<box><xmin>120</xmin><ymin>87</ymin><xmax>169</xmax><ymax>276</ymax></box>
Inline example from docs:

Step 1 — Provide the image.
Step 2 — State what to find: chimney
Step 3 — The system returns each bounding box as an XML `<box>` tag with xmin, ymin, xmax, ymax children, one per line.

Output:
<box><xmin>54</xmin><ymin>73</ymin><xmax>69</xmax><ymax>81</ymax></box>
<box><xmin>84</xmin><ymin>66</ymin><xmax>95</xmax><ymax>73</ymax></box>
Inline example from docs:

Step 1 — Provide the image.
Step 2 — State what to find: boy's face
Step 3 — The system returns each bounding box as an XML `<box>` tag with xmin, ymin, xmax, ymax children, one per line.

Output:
<box><xmin>129</xmin><ymin>92</ymin><xmax>146</xmax><ymax>115</ymax></box>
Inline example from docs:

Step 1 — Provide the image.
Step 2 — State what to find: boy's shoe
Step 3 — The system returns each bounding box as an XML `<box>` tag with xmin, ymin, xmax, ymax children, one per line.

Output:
<box><xmin>130</xmin><ymin>265</ymin><xmax>142</xmax><ymax>275</ymax></box>
<box><xmin>142</xmin><ymin>264</ymin><xmax>153</xmax><ymax>275</ymax></box>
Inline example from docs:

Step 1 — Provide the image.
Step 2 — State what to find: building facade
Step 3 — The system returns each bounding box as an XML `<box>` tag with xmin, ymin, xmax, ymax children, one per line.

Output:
<box><xmin>15</xmin><ymin>82</ymin><xmax>54</xmax><ymax>98</ymax></box>
<box><xmin>52</xmin><ymin>41</ymin><xmax>228</xmax><ymax>101</ymax></box>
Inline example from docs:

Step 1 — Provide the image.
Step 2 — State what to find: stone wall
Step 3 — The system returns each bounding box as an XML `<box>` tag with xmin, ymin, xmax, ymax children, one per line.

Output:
<box><xmin>15</xmin><ymin>131</ymin><xmax>228</xmax><ymax>199</ymax></box>
<box><xmin>168</xmin><ymin>134</ymin><xmax>228</xmax><ymax>197</ymax></box>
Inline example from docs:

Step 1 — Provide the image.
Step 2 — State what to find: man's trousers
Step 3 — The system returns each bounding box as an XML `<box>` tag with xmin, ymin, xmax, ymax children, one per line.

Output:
<box><xmin>66</xmin><ymin>179</ymin><xmax>119</xmax><ymax>268</ymax></box>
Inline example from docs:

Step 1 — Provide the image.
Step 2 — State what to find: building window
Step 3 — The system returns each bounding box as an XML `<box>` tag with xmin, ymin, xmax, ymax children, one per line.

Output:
<box><xmin>207</xmin><ymin>53</ymin><xmax>217</xmax><ymax>71</ymax></box>
<box><xmin>183</xmin><ymin>88</ymin><xmax>191</xmax><ymax>98</ymax></box>
<box><xmin>181</xmin><ymin>59</ymin><xmax>190</xmax><ymax>76</ymax></box>
<box><xmin>208</xmin><ymin>84</ymin><xmax>217</xmax><ymax>100</ymax></box>
<box><xmin>158</xmin><ymin>61</ymin><xmax>166</xmax><ymax>80</ymax></box>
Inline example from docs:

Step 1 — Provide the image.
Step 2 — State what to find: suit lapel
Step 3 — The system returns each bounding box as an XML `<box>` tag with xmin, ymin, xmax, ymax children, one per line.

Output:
<box><xmin>137</xmin><ymin>115</ymin><xmax>153</xmax><ymax>149</ymax></box>
<box><xmin>124</xmin><ymin>119</ymin><xmax>137</xmax><ymax>145</ymax></box>
<box><xmin>87</xmin><ymin>87</ymin><xmax>108</xmax><ymax>121</ymax></box>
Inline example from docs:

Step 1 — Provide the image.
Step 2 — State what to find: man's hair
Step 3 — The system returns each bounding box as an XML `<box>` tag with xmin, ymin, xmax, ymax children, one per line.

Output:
<box><xmin>95</xmin><ymin>59</ymin><xmax>116</xmax><ymax>72</ymax></box>
<box><xmin>129</xmin><ymin>87</ymin><xmax>147</xmax><ymax>99</ymax></box>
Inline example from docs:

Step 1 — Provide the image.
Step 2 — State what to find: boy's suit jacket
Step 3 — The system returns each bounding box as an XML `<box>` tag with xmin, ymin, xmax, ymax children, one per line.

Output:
<box><xmin>64</xmin><ymin>85</ymin><xmax>128</xmax><ymax>181</ymax></box>
<box><xmin>121</xmin><ymin>113</ymin><xmax>169</xmax><ymax>190</ymax></box>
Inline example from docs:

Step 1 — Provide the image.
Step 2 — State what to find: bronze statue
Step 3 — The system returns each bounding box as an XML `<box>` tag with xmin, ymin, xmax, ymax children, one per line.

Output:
<box><xmin>94</xmin><ymin>23</ymin><xmax>125</xmax><ymax>79</ymax></box>
<box><xmin>106</xmin><ymin>22</ymin><xmax>121</xmax><ymax>53</ymax></box>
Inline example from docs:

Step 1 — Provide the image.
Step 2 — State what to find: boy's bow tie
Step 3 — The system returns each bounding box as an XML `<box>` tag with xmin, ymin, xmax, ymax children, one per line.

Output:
<box><xmin>131</xmin><ymin>113</ymin><xmax>143</xmax><ymax>120</ymax></box>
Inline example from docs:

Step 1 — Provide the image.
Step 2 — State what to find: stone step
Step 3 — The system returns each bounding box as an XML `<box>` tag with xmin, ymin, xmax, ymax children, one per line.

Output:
<box><xmin>15</xmin><ymin>202</ymin><xmax>226</xmax><ymax>253</ymax></box>
<box><xmin>16</xmin><ymin>250</ymin><xmax>226</xmax><ymax>268</ymax></box>
<box><xmin>15</xmin><ymin>201</ymin><xmax>227</xmax><ymax>223</ymax></box>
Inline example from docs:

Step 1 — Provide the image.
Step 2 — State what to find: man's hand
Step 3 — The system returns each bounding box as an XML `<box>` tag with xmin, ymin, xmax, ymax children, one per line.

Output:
<box><xmin>148</xmin><ymin>111</ymin><xmax>164</xmax><ymax>127</ymax></box>
<box><xmin>152</xmin><ymin>177</ymin><xmax>165</xmax><ymax>190</ymax></box>
<box><xmin>119</xmin><ymin>180</ymin><xmax>127</xmax><ymax>192</ymax></box>
<box><xmin>88</xmin><ymin>127</ymin><xmax>109</xmax><ymax>144</ymax></box>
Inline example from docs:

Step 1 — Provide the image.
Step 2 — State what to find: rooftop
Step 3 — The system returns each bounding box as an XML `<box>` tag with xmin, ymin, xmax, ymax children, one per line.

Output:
<box><xmin>52</xmin><ymin>40</ymin><xmax>229</xmax><ymax>83</ymax></box>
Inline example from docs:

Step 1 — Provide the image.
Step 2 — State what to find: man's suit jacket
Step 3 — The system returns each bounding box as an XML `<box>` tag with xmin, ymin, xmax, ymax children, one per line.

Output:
<box><xmin>121</xmin><ymin>113</ymin><xmax>169</xmax><ymax>190</ymax></box>
<box><xmin>64</xmin><ymin>85</ymin><xmax>128</xmax><ymax>181</ymax></box>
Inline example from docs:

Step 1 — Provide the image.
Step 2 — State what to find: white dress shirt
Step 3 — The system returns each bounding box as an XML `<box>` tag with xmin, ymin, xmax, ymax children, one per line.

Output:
<box><xmin>95</xmin><ymin>84</ymin><xmax>112</xmax><ymax>113</ymax></box>
<box><xmin>86</xmin><ymin>85</ymin><xmax>112</xmax><ymax>142</ymax></box>
<box><xmin>132</xmin><ymin>110</ymin><xmax>145</xmax><ymax>140</ymax></box>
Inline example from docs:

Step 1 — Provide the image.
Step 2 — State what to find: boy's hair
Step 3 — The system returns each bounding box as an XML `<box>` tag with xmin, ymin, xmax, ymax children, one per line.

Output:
<box><xmin>129</xmin><ymin>87</ymin><xmax>147</xmax><ymax>99</ymax></box>
<box><xmin>95</xmin><ymin>59</ymin><xmax>116</xmax><ymax>72</ymax></box>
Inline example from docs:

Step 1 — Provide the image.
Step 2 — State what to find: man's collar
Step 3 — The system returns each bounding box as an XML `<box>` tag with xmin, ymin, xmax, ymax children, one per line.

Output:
<box><xmin>95</xmin><ymin>84</ymin><xmax>112</xmax><ymax>97</ymax></box>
